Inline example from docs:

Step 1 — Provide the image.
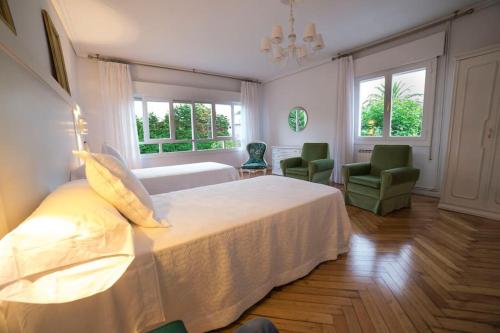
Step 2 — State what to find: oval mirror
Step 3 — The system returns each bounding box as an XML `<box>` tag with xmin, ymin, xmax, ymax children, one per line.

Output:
<box><xmin>288</xmin><ymin>107</ymin><xmax>308</xmax><ymax>132</ymax></box>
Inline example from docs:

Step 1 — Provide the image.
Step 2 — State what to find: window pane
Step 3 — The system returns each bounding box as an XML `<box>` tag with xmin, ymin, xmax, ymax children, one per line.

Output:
<box><xmin>195</xmin><ymin>141</ymin><xmax>223</xmax><ymax>151</ymax></box>
<box><xmin>390</xmin><ymin>69</ymin><xmax>425</xmax><ymax>137</ymax></box>
<box><xmin>194</xmin><ymin>103</ymin><xmax>212</xmax><ymax>139</ymax></box>
<box><xmin>225</xmin><ymin>140</ymin><xmax>241</xmax><ymax>149</ymax></box>
<box><xmin>134</xmin><ymin>101</ymin><xmax>144</xmax><ymax>142</ymax></box>
<box><xmin>139</xmin><ymin>144</ymin><xmax>159</xmax><ymax>154</ymax></box>
<box><xmin>173</xmin><ymin>103</ymin><xmax>193</xmax><ymax>140</ymax></box>
<box><xmin>215</xmin><ymin>104</ymin><xmax>232</xmax><ymax>137</ymax></box>
<box><xmin>162</xmin><ymin>142</ymin><xmax>193</xmax><ymax>152</ymax></box>
<box><xmin>234</xmin><ymin>104</ymin><xmax>241</xmax><ymax>125</ymax></box>
<box><xmin>359</xmin><ymin>77</ymin><xmax>385</xmax><ymax>137</ymax></box>
<box><xmin>147</xmin><ymin>102</ymin><xmax>170</xmax><ymax>139</ymax></box>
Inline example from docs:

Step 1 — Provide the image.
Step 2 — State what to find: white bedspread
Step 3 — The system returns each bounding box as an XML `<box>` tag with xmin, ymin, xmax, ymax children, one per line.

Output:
<box><xmin>2</xmin><ymin>176</ymin><xmax>351</xmax><ymax>333</ymax></box>
<box><xmin>132</xmin><ymin>162</ymin><xmax>239</xmax><ymax>194</ymax></box>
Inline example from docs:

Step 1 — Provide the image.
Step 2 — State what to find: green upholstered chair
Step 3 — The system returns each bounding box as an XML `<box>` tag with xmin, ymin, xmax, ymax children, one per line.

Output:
<box><xmin>149</xmin><ymin>320</ymin><xmax>188</xmax><ymax>333</ymax></box>
<box><xmin>280</xmin><ymin>143</ymin><xmax>334</xmax><ymax>185</ymax></box>
<box><xmin>342</xmin><ymin>145</ymin><xmax>420</xmax><ymax>216</ymax></box>
<box><xmin>241</xmin><ymin>142</ymin><xmax>268</xmax><ymax>176</ymax></box>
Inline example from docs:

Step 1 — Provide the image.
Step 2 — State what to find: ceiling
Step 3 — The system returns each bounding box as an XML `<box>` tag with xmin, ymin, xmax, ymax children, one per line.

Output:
<box><xmin>55</xmin><ymin>0</ymin><xmax>479</xmax><ymax>81</ymax></box>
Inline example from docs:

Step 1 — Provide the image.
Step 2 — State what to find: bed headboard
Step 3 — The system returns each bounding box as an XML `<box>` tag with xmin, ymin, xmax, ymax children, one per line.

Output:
<box><xmin>0</xmin><ymin>49</ymin><xmax>79</xmax><ymax>236</ymax></box>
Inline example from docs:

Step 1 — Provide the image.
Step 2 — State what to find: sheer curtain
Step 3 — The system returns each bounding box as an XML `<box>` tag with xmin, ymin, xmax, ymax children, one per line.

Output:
<box><xmin>240</xmin><ymin>81</ymin><xmax>261</xmax><ymax>150</ymax></box>
<box><xmin>333</xmin><ymin>56</ymin><xmax>355</xmax><ymax>183</ymax></box>
<box><xmin>98</xmin><ymin>61</ymin><xmax>141</xmax><ymax>169</ymax></box>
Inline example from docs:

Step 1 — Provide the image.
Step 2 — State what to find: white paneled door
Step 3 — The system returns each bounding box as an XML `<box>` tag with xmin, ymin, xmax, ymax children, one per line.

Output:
<box><xmin>440</xmin><ymin>48</ymin><xmax>500</xmax><ymax>220</ymax></box>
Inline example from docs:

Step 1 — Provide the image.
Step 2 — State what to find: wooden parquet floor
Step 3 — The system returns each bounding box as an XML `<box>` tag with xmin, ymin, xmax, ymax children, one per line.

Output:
<box><xmin>218</xmin><ymin>194</ymin><xmax>500</xmax><ymax>333</ymax></box>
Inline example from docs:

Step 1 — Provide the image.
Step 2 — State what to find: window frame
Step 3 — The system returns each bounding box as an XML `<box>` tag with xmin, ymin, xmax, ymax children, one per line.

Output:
<box><xmin>135</xmin><ymin>98</ymin><xmax>242</xmax><ymax>155</ymax></box>
<box><xmin>354</xmin><ymin>58</ymin><xmax>437</xmax><ymax>146</ymax></box>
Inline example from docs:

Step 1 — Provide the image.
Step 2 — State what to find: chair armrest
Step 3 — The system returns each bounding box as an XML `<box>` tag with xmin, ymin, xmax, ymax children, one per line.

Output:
<box><xmin>280</xmin><ymin>157</ymin><xmax>302</xmax><ymax>173</ymax></box>
<box><xmin>342</xmin><ymin>163</ymin><xmax>371</xmax><ymax>182</ymax></box>
<box><xmin>309</xmin><ymin>159</ymin><xmax>334</xmax><ymax>175</ymax></box>
<box><xmin>381</xmin><ymin>167</ymin><xmax>420</xmax><ymax>187</ymax></box>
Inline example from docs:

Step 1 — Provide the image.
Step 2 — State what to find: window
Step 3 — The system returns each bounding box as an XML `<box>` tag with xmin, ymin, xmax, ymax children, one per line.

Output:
<box><xmin>355</xmin><ymin>60</ymin><xmax>436</xmax><ymax>144</ymax></box>
<box><xmin>134</xmin><ymin>99</ymin><xmax>242</xmax><ymax>154</ymax></box>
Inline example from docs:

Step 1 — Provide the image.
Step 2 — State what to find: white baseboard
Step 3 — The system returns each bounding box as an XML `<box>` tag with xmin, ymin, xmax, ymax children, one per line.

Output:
<box><xmin>438</xmin><ymin>203</ymin><xmax>500</xmax><ymax>221</ymax></box>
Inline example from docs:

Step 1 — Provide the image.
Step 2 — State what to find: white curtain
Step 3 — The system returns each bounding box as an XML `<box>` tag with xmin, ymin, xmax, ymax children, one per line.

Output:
<box><xmin>333</xmin><ymin>56</ymin><xmax>355</xmax><ymax>184</ymax></box>
<box><xmin>240</xmin><ymin>81</ymin><xmax>261</xmax><ymax>150</ymax></box>
<box><xmin>98</xmin><ymin>61</ymin><xmax>141</xmax><ymax>169</ymax></box>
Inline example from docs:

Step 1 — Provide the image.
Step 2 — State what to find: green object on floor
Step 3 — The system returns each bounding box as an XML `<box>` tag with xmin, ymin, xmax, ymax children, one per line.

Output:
<box><xmin>342</xmin><ymin>145</ymin><xmax>420</xmax><ymax>215</ymax></box>
<box><xmin>242</xmin><ymin>142</ymin><xmax>268</xmax><ymax>170</ymax></box>
<box><xmin>280</xmin><ymin>143</ymin><xmax>334</xmax><ymax>185</ymax></box>
<box><xmin>149</xmin><ymin>320</ymin><xmax>188</xmax><ymax>333</ymax></box>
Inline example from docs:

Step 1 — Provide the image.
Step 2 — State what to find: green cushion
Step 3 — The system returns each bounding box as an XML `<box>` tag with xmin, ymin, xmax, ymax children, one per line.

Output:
<box><xmin>286</xmin><ymin>167</ymin><xmax>308</xmax><ymax>176</ymax></box>
<box><xmin>149</xmin><ymin>320</ymin><xmax>188</xmax><ymax>333</ymax></box>
<box><xmin>349</xmin><ymin>175</ymin><xmax>381</xmax><ymax>189</ymax></box>
<box><xmin>243</xmin><ymin>142</ymin><xmax>268</xmax><ymax>169</ymax></box>
<box><xmin>301</xmin><ymin>143</ymin><xmax>328</xmax><ymax>164</ymax></box>
<box><xmin>370</xmin><ymin>145</ymin><xmax>412</xmax><ymax>176</ymax></box>
<box><xmin>242</xmin><ymin>162</ymin><xmax>267</xmax><ymax>170</ymax></box>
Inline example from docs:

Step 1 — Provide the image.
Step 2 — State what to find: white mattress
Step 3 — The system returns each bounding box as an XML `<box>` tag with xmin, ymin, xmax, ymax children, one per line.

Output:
<box><xmin>132</xmin><ymin>162</ymin><xmax>240</xmax><ymax>194</ymax></box>
<box><xmin>2</xmin><ymin>176</ymin><xmax>351</xmax><ymax>333</ymax></box>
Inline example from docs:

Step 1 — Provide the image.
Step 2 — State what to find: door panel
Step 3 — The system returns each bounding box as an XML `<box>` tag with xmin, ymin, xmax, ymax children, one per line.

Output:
<box><xmin>442</xmin><ymin>50</ymin><xmax>500</xmax><ymax>214</ymax></box>
<box><xmin>450</xmin><ymin>61</ymin><xmax>497</xmax><ymax>200</ymax></box>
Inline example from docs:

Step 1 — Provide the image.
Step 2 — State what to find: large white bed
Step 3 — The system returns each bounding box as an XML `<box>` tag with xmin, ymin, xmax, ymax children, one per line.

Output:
<box><xmin>132</xmin><ymin>162</ymin><xmax>240</xmax><ymax>194</ymax></box>
<box><xmin>2</xmin><ymin>176</ymin><xmax>351</xmax><ymax>333</ymax></box>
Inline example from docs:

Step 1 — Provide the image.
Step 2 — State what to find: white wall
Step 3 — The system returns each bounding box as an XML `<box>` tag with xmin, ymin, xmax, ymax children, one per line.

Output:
<box><xmin>0</xmin><ymin>0</ymin><xmax>79</xmax><ymax>235</ymax></box>
<box><xmin>77</xmin><ymin>58</ymin><xmax>245</xmax><ymax>167</ymax></box>
<box><xmin>261</xmin><ymin>3</ymin><xmax>500</xmax><ymax>196</ymax></box>
<box><xmin>263</xmin><ymin>62</ymin><xmax>338</xmax><ymax>160</ymax></box>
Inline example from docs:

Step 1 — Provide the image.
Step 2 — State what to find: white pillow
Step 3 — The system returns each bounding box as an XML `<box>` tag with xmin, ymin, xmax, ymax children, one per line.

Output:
<box><xmin>74</xmin><ymin>150</ymin><xmax>168</xmax><ymax>228</ymax></box>
<box><xmin>0</xmin><ymin>180</ymin><xmax>134</xmax><ymax>304</ymax></box>
<box><xmin>102</xmin><ymin>143</ymin><xmax>126</xmax><ymax>166</ymax></box>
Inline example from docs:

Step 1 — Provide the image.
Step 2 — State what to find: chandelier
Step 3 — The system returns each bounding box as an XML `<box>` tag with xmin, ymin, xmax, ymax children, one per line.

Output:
<box><xmin>260</xmin><ymin>0</ymin><xmax>325</xmax><ymax>64</ymax></box>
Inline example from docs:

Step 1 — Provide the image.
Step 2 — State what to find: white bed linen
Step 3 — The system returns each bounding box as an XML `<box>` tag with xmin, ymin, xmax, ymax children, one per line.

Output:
<box><xmin>132</xmin><ymin>162</ymin><xmax>240</xmax><ymax>195</ymax></box>
<box><xmin>2</xmin><ymin>176</ymin><xmax>351</xmax><ymax>333</ymax></box>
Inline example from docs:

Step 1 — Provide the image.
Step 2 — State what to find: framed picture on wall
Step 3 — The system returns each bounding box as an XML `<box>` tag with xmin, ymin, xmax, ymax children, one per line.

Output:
<box><xmin>42</xmin><ymin>9</ymin><xmax>71</xmax><ymax>95</ymax></box>
<box><xmin>0</xmin><ymin>0</ymin><xmax>16</xmax><ymax>34</ymax></box>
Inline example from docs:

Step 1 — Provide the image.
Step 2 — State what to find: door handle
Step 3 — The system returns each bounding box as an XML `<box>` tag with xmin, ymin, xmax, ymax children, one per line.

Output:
<box><xmin>487</xmin><ymin>128</ymin><xmax>494</xmax><ymax>139</ymax></box>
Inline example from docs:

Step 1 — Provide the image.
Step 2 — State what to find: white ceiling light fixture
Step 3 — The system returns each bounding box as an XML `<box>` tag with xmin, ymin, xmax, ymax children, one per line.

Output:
<box><xmin>260</xmin><ymin>0</ymin><xmax>325</xmax><ymax>65</ymax></box>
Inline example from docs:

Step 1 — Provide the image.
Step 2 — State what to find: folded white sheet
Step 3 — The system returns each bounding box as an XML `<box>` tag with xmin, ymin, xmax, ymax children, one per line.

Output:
<box><xmin>132</xmin><ymin>162</ymin><xmax>240</xmax><ymax>194</ymax></box>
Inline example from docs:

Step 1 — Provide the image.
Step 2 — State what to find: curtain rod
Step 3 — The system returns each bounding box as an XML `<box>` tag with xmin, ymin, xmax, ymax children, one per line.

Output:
<box><xmin>87</xmin><ymin>54</ymin><xmax>261</xmax><ymax>84</ymax></box>
<box><xmin>331</xmin><ymin>6</ymin><xmax>477</xmax><ymax>61</ymax></box>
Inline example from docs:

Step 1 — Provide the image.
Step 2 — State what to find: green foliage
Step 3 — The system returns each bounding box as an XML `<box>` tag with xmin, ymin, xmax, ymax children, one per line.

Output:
<box><xmin>148</xmin><ymin>113</ymin><xmax>170</xmax><ymax>139</ymax></box>
<box><xmin>194</xmin><ymin>103</ymin><xmax>212</xmax><ymax>139</ymax></box>
<box><xmin>135</xmin><ymin>102</ymin><xmax>234</xmax><ymax>154</ymax></box>
<box><xmin>162</xmin><ymin>142</ymin><xmax>192</xmax><ymax>152</ymax></box>
<box><xmin>174</xmin><ymin>104</ymin><xmax>193</xmax><ymax>140</ymax></box>
<box><xmin>139</xmin><ymin>143</ymin><xmax>159</xmax><ymax>154</ymax></box>
<box><xmin>361</xmin><ymin>81</ymin><xmax>423</xmax><ymax>137</ymax></box>
<box><xmin>215</xmin><ymin>114</ymin><xmax>231</xmax><ymax>137</ymax></box>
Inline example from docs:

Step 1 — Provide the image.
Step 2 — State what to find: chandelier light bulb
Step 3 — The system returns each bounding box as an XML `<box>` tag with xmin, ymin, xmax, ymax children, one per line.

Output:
<box><xmin>303</xmin><ymin>23</ymin><xmax>316</xmax><ymax>43</ymax></box>
<box><xmin>313</xmin><ymin>33</ymin><xmax>325</xmax><ymax>51</ymax></box>
<box><xmin>260</xmin><ymin>37</ymin><xmax>271</xmax><ymax>53</ymax></box>
<box><xmin>271</xmin><ymin>25</ymin><xmax>284</xmax><ymax>44</ymax></box>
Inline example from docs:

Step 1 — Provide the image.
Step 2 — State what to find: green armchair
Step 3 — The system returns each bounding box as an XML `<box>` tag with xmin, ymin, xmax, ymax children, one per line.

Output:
<box><xmin>280</xmin><ymin>143</ymin><xmax>334</xmax><ymax>185</ymax></box>
<box><xmin>342</xmin><ymin>145</ymin><xmax>420</xmax><ymax>215</ymax></box>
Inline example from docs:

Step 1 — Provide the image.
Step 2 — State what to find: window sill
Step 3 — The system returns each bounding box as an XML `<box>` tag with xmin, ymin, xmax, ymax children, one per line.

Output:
<box><xmin>140</xmin><ymin>148</ymin><xmax>242</xmax><ymax>160</ymax></box>
<box><xmin>354</xmin><ymin>137</ymin><xmax>431</xmax><ymax>147</ymax></box>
